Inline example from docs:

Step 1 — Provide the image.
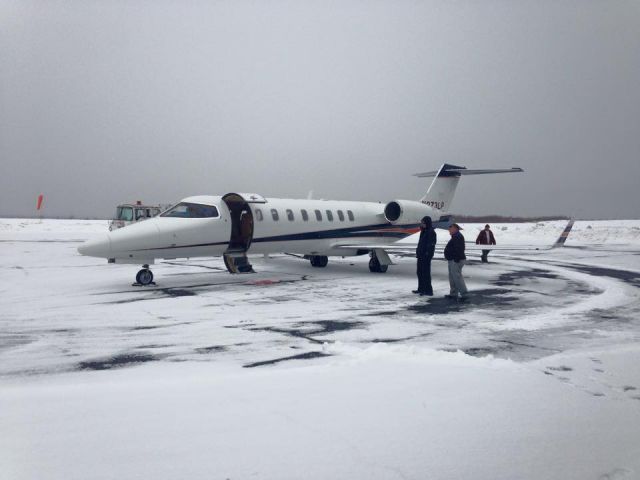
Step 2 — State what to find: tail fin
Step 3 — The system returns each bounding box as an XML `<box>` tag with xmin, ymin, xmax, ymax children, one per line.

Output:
<box><xmin>415</xmin><ymin>164</ymin><xmax>524</xmax><ymax>212</ymax></box>
<box><xmin>551</xmin><ymin>219</ymin><xmax>575</xmax><ymax>248</ymax></box>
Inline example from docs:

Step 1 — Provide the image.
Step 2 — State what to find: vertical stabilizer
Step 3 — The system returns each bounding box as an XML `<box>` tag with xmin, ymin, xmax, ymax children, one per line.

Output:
<box><xmin>414</xmin><ymin>164</ymin><xmax>524</xmax><ymax>213</ymax></box>
<box><xmin>418</xmin><ymin>164</ymin><xmax>464</xmax><ymax>212</ymax></box>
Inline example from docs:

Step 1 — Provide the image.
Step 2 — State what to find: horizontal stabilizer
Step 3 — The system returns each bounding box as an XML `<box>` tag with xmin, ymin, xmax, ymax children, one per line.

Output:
<box><xmin>414</xmin><ymin>167</ymin><xmax>524</xmax><ymax>178</ymax></box>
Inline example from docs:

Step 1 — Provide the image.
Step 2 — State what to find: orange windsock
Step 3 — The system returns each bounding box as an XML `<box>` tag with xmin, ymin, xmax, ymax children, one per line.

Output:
<box><xmin>36</xmin><ymin>194</ymin><xmax>44</xmax><ymax>210</ymax></box>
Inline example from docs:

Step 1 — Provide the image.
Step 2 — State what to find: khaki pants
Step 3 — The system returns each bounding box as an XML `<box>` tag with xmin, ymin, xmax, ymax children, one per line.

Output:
<box><xmin>448</xmin><ymin>260</ymin><xmax>468</xmax><ymax>297</ymax></box>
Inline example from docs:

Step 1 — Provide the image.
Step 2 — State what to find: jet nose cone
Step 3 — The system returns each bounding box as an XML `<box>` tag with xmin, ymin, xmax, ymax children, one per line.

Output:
<box><xmin>78</xmin><ymin>233</ymin><xmax>112</xmax><ymax>258</ymax></box>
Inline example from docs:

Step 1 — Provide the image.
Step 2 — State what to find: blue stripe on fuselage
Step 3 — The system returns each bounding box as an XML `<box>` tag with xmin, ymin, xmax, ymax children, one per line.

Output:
<box><xmin>251</xmin><ymin>223</ymin><xmax>418</xmax><ymax>243</ymax></box>
<box><xmin>130</xmin><ymin>222</ymin><xmax>416</xmax><ymax>252</ymax></box>
<box><xmin>129</xmin><ymin>221</ymin><xmax>450</xmax><ymax>253</ymax></box>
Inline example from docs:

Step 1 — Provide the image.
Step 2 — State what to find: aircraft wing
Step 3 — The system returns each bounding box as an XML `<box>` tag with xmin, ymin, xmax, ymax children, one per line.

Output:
<box><xmin>334</xmin><ymin>220</ymin><xmax>574</xmax><ymax>255</ymax></box>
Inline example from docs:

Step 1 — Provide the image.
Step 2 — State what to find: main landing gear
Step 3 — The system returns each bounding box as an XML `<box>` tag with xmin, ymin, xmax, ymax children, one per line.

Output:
<box><xmin>133</xmin><ymin>264</ymin><xmax>155</xmax><ymax>286</ymax></box>
<box><xmin>369</xmin><ymin>252</ymin><xmax>388</xmax><ymax>273</ymax></box>
<box><xmin>309</xmin><ymin>255</ymin><xmax>328</xmax><ymax>268</ymax></box>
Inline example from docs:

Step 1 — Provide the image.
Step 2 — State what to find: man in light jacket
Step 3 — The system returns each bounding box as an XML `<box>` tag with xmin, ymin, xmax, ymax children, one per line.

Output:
<box><xmin>444</xmin><ymin>223</ymin><xmax>468</xmax><ymax>300</ymax></box>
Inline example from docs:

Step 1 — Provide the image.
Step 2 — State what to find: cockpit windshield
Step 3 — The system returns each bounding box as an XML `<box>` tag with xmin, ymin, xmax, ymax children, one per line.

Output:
<box><xmin>116</xmin><ymin>206</ymin><xmax>133</xmax><ymax>221</ymax></box>
<box><xmin>161</xmin><ymin>202</ymin><xmax>219</xmax><ymax>218</ymax></box>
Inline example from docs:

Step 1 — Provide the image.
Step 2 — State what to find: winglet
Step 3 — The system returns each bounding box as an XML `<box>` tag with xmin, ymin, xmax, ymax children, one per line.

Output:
<box><xmin>552</xmin><ymin>219</ymin><xmax>575</xmax><ymax>248</ymax></box>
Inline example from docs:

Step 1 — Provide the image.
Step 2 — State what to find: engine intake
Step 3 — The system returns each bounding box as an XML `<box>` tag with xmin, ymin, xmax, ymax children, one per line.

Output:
<box><xmin>384</xmin><ymin>202</ymin><xmax>402</xmax><ymax>222</ymax></box>
<box><xmin>384</xmin><ymin>200</ymin><xmax>435</xmax><ymax>225</ymax></box>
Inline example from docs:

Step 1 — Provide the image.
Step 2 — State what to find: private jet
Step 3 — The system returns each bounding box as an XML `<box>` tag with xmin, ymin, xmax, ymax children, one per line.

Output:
<box><xmin>78</xmin><ymin>163</ymin><xmax>525</xmax><ymax>285</ymax></box>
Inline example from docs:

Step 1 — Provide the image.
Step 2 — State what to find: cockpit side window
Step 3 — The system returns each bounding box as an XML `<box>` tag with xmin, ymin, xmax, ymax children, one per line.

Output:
<box><xmin>161</xmin><ymin>202</ymin><xmax>219</xmax><ymax>218</ymax></box>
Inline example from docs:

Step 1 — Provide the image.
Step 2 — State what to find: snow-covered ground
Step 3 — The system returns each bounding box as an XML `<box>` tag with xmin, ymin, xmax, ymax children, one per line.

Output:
<box><xmin>1</xmin><ymin>218</ymin><xmax>640</xmax><ymax>479</ymax></box>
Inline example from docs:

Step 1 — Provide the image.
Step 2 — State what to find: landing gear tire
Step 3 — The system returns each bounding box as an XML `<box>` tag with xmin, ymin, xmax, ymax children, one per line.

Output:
<box><xmin>369</xmin><ymin>256</ymin><xmax>388</xmax><ymax>273</ymax></box>
<box><xmin>310</xmin><ymin>255</ymin><xmax>328</xmax><ymax>268</ymax></box>
<box><xmin>135</xmin><ymin>267</ymin><xmax>154</xmax><ymax>286</ymax></box>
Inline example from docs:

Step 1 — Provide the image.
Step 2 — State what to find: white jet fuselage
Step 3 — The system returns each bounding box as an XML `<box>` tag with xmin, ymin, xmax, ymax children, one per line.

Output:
<box><xmin>78</xmin><ymin>195</ymin><xmax>439</xmax><ymax>264</ymax></box>
<box><xmin>78</xmin><ymin>164</ymin><xmax>524</xmax><ymax>281</ymax></box>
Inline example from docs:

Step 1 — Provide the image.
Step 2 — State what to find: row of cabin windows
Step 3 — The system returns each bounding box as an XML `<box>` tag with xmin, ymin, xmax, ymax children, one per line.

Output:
<box><xmin>254</xmin><ymin>208</ymin><xmax>355</xmax><ymax>223</ymax></box>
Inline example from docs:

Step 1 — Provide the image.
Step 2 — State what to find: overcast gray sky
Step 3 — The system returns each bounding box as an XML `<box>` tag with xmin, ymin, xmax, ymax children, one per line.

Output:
<box><xmin>1</xmin><ymin>0</ymin><xmax>639</xmax><ymax>219</ymax></box>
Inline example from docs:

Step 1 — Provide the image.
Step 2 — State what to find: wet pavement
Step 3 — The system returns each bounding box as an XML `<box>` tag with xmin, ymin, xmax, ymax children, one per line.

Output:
<box><xmin>1</xmin><ymin>241</ymin><xmax>639</xmax><ymax>375</ymax></box>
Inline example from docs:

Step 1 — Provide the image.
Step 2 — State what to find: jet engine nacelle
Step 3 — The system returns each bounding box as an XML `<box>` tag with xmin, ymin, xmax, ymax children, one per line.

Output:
<box><xmin>384</xmin><ymin>199</ymin><xmax>436</xmax><ymax>225</ymax></box>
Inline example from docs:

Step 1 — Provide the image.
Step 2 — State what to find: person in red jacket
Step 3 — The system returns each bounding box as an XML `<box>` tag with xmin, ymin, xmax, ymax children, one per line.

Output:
<box><xmin>475</xmin><ymin>224</ymin><xmax>496</xmax><ymax>263</ymax></box>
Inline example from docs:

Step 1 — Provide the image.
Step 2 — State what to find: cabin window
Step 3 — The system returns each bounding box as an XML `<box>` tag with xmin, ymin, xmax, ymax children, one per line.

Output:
<box><xmin>337</xmin><ymin>210</ymin><xmax>345</xmax><ymax>221</ymax></box>
<box><xmin>326</xmin><ymin>210</ymin><xmax>334</xmax><ymax>221</ymax></box>
<box><xmin>271</xmin><ymin>209</ymin><xmax>279</xmax><ymax>221</ymax></box>
<box><xmin>161</xmin><ymin>202</ymin><xmax>219</xmax><ymax>218</ymax></box>
<box><xmin>315</xmin><ymin>209</ymin><xmax>322</xmax><ymax>221</ymax></box>
<box><xmin>301</xmin><ymin>209</ymin><xmax>309</xmax><ymax>221</ymax></box>
<box><xmin>286</xmin><ymin>209</ymin><xmax>294</xmax><ymax>221</ymax></box>
<box><xmin>255</xmin><ymin>209</ymin><xmax>263</xmax><ymax>221</ymax></box>
<box><xmin>347</xmin><ymin>210</ymin><xmax>355</xmax><ymax>221</ymax></box>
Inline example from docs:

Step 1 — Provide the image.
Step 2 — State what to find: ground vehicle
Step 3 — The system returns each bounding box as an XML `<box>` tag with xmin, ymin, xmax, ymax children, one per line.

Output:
<box><xmin>108</xmin><ymin>202</ymin><xmax>164</xmax><ymax>231</ymax></box>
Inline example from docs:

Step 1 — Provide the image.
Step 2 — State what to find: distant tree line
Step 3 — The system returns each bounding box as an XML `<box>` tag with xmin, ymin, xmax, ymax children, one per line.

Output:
<box><xmin>452</xmin><ymin>214</ymin><xmax>570</xmax><ymax>223</ymax></box>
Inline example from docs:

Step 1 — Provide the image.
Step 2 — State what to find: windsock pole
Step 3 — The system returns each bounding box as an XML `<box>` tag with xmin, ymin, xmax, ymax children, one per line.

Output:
<box><xmin>36</xmin><ymin>194</ymin><xmax>44</xmax><ymax>222</ymax></box>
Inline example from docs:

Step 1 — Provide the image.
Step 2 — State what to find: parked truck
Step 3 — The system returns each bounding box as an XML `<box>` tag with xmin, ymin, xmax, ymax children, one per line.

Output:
<box><xmin>108</xmin><ymin>201</ymin><xmax>168</xmax><ymax>231</ymax></box>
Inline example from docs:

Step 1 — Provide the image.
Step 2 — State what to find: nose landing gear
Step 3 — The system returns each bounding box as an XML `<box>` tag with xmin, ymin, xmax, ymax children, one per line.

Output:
<box><xmin>133</xmin><ymin>264</ymin><xmax>155</xmax><ymax>286</ymax></box>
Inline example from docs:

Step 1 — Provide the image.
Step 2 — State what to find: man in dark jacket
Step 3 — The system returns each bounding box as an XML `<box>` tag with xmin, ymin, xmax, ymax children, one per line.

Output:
<box><xmin>444</xmin><ymin>223</ymin><xmax>468</xmax><ymax>300</ymax></box>
<box><xmin>475</xmin><ymin>224</ymin><xmax>496</xmax><ymax>263</ymax></box>
<box><xmin>413</xmin><ymin>216</ymin><xmax>437</xmax><ymax>296</ymax></box>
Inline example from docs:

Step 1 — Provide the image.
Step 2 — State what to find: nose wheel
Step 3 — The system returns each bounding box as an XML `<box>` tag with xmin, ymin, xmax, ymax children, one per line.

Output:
<box><xmin>133</xmin><ymin>265</ymin><xmax>155</xmax><ymax>286</ymax></box>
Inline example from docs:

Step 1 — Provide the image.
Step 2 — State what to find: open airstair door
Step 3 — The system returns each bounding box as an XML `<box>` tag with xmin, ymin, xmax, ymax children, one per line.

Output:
<box><xmin>222</xmin><ymin>193</ymin><xmax>265</xmax><ymax>273</ymax></box>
